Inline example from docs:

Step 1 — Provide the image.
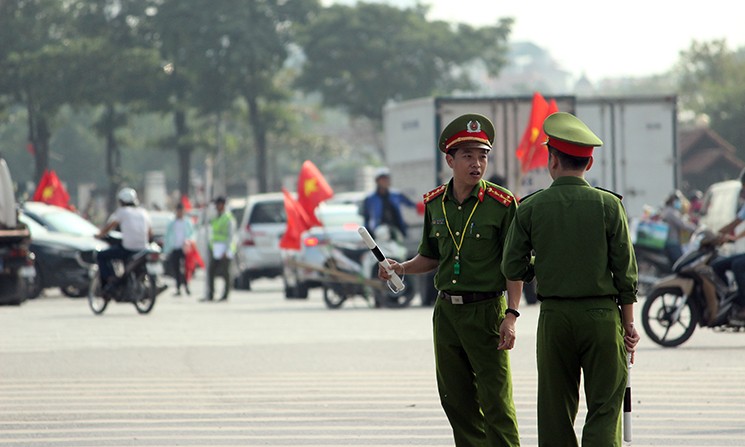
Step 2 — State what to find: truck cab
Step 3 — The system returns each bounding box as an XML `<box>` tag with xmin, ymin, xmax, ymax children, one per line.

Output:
<box><xmin>0</xmin><ymin>157</ymin><xmax>35</xmax><ymax>305</ymax></box>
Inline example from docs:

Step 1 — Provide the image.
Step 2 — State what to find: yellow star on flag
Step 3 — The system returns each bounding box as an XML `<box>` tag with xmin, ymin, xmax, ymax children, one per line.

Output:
<box><xmin>303</xmin><ymin>178</ymin><xmax>318</xmax><ymax>197</ymax></box>
<box><xmin>42</xmin><ymin>186</ymin><xmax>55</xmax><ymax>200</ymax></box>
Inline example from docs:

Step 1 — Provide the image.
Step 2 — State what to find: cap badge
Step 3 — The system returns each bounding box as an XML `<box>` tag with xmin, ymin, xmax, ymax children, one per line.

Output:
<box><xmin>466</xmin><ymin>120</ymin><xmax>481</xmax><ymax>133</ymax></box>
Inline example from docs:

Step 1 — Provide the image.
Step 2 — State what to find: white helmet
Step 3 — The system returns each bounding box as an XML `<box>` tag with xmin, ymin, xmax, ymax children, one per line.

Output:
<box><xmin>117</xmin><ymin>187</ymin><xmax>138</xmax><ymax>205</ymax></box>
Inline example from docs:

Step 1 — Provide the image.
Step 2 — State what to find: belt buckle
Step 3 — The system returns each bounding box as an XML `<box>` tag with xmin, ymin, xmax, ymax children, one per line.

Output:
<box><xmin>451</xmin><ymin>295</ymin><xmax>464</xmax><ymax>304</ymax></box>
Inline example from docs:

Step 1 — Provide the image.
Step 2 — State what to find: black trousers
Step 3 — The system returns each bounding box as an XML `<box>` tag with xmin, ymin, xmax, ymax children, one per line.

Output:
<box><xmin>168</xmin><ymin>249</ymin><xmax>186</xmax><ymax>290</ymax></box>
<box><xmin>207</xmin><ymin>257</ymin><xmax>231</xmax><ymax>299</ymax></box>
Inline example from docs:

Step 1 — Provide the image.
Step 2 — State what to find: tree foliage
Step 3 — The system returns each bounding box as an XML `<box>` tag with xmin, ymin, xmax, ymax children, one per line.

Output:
<box><xmin>675</xmin><ymin>40</ymin><xmax>745</xmax><ymax>159</ymax></box>
<box><xmin>295</xmin><ymin>3</ymin><xmax>512</xmax><ymax>124</ymax></box>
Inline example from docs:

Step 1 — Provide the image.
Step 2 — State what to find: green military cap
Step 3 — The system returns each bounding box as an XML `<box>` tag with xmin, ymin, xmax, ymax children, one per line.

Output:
<box><xmin>543</xmin><ymin>112</ymin><xmax>603</xmax><ymax>157</ymax></box>
<box><xmin>438</xmin><ymin>113</ymin><xmax>495</xmax><ymax>153</ymax></box>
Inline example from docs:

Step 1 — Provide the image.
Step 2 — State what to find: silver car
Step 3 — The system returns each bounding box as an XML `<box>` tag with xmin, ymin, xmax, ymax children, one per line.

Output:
<box><xmin>282</xmin><ymin>204</ymin><xmax>364</xmax><ymax>299</ymax></box>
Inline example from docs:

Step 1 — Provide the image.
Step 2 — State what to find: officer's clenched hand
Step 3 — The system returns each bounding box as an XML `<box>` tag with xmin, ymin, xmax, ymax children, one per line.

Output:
<box><xmin>498</xmin><ymin>315</ymin><xmax>517</xmax><ymax>350</ymax></box>
<box><xmin>378</xmin><ymin>259</ymin><xmax>401</xmax><ymax>281</ymax></box>
<box><xmin>624</xmin><ymin>322</ymin><xmax>640</xmax><ymax>364</ymax></box>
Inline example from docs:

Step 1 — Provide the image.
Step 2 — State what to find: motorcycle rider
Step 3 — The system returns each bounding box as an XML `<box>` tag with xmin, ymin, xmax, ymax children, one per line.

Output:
<box><xmin>361</xmin><ymin>167</ymin><xmax>419</xmax><ymax>241</ymax></box>
<box><xmin>96</xmin><ymin>187</ymin><xmax>153</xmax><ymax>295</ymax></box>
<box><xmin>713</xmin><ymin>168</ymin><xmax>745</xmax><ymax>320</ymax></box>
<box><xmin>660</xmin><ymin>190</ymin><xmax>697</xmax><ymax>265</ymax></box>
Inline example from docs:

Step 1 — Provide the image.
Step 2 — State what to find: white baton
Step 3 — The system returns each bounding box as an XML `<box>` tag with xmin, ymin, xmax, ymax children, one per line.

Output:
<box><xmin>623</xmin><ymin>351</ymin><xmax>632</xmax><ymax>443</ymax></box>
<box><xmin>357</xmin><ymin>226</ymin><xmax>405</xmax><ymax>293</ymax></box>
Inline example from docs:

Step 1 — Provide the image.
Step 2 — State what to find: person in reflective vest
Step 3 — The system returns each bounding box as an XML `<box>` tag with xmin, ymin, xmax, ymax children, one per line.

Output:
<box><xmin>203</xmin><ymin>196</ymin><xmax>236</xmax><ymax>302</ymax></box>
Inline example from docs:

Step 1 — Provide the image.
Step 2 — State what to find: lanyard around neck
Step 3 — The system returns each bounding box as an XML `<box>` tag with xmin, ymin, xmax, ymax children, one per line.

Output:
<box><xmin>441</xmin><ymin>182</ymin><xmax>480</xmax><ymax>256</ymax></box>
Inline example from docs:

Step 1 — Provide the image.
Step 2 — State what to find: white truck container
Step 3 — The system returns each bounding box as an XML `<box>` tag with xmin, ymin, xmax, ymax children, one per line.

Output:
<box><xmin>383</xmin><ymin>95</ymin><xmax>678</xmax><ymax>221</ymax></box>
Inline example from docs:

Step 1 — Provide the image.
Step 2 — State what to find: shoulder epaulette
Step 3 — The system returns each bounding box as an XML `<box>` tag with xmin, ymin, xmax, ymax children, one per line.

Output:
<box><xmin>596</xmin><ymin>187</ymin><xmax>623</xmax><ymax>200</ymax></box>
<box><xmin>484</xmin><ymin>185</ymin><xmax>514</xmax><ymax>207</ymax></box>
<box><xmin>423</xmin><ymin>184</ymin><xmax>446</xmax><ymax>204</ymax></box>
<box><xmin>518</xmin><ymin>189</ymin><xmax>543</xmax><ymax>204</ymax></box>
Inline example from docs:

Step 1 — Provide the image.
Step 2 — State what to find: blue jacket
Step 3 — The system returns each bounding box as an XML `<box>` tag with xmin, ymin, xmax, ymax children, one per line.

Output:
<box><xmin>362</xmin><ymin>189</ymin><xmax>416</xmax><ymax>237</ymax></box>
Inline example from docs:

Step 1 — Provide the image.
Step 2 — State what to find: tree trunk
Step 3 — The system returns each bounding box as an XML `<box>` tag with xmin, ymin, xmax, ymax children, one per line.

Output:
<box><xmin>174</xmin><ymin>110</ymin><xmax>191</xmax><ymax>199</ymax></box>
<box><xmin>246</xmin><ymin>95</ymin><xmax>268</xmax><ymax>192</ymax></box>
<box><xmin>104</xmin><ymin>104</ymin><xmax>121</xmax><ymax>213</ymax></box>
<box><xmin>27</xmin><ymin>108</ymin><xmax>49</xmax><ymax>184</ymax></box>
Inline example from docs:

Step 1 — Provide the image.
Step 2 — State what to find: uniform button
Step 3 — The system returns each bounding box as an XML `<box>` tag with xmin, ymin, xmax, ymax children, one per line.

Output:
<box><xmin>455</xmin><ymin>255</ymin><xmax>459</xmax><ymax>260</ymax></box>
<box><xmin>452</xmin><ymin>279</ymin><xmax>457</xmax><ymax>284</ymax></box>
<box><xmin>476</xmin><ymin>234</ymin><xmax>480</xmax><ymax>238</ymax></box>
<box><xmin>455</xmin><ymin>231</ymin><xmax>460</xmax><ymax>236</ymax></box>
<box><xmin>458</xmin><ymin>206</ymin><xmax>462</xmax><ymax>210</ymax></box>
<box><xmin>435</xmin><ymin>232</ymin><xmax>440</xmax><ymax>237</ymax></box>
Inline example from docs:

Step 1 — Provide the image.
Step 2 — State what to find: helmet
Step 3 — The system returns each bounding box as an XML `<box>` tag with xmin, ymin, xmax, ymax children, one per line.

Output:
<box><xmin>117</xmin><ymin>187</ymin><xmax>138</xmax><ymax>205</ymax></box>
<box><xmin>374</xmin><ymin>167</ymin><xmax>390</xmax><ymax>180</ymax></box>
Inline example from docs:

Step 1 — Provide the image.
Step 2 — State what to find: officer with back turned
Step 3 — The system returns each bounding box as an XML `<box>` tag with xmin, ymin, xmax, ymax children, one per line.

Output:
<box><xmin>501</xmin><ymin>112</ymin><xmax>640</xmax><ymax>446</ymax></box>
<box><xmin>380</xmin><ymin>113</ymin><xmax>522</xmax><ymax>446</ymax></box>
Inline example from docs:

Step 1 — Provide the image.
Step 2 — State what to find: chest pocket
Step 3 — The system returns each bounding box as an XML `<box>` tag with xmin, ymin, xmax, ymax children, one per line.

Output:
<box><xmin>464</xmin><ymin>224</ymin><xmax>497</xmax><ymax>260</ymax></box>
<box><xmin>429</xmin><ymin>225</ymin><xmax>453</xmax><ymax>258</ymax></box>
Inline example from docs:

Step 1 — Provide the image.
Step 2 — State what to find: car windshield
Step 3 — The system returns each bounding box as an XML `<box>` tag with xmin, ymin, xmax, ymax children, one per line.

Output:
<box><xmin>18</xmin><ymin>214</ymin><xmax>48</xmax><ymax>236</ymax></box>
<box><xmin>42</xmin><ymin>210</ymin><xmax>99</xmax><ymax>237</ymax></box>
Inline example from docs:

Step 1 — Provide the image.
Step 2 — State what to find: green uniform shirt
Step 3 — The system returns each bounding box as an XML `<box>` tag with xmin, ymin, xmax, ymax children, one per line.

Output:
<box><xmin>419</xmin><ymin>179</ymin><xmax>517</xmax><ymax>293</ymax></box>
<box><xmin>501</xmin><ymin>176</ymin><xmax>638</xmax><ymax>304</ymax></box>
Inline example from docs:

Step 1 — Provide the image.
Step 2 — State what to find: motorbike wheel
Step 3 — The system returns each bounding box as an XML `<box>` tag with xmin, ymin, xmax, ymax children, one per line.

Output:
<box><xmin>133</xmin><ymin>273</ymin><xmax>157</xmax><ymax>314</ymax></box>
<box><xmin>87</xmin><ymin>275</ymin><xmax>109</xmax><ymax>315</ymax></box>
<box><xmin>323</xmin><ymin>284</ymin><xmax>347</xmax><ymax>309</ymax></box>
<box><xmin>642</xmin><ymin>287</ymin><xmax>699</xmax><ymax>347</ymax></box>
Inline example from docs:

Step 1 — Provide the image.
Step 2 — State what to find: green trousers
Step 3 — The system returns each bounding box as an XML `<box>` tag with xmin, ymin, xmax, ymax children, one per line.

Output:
<box><xmin>433</xmin><ymin>296</ymin><xmax>520</xmax><ymax>447</ymax></box>
<box><xmin>537</xmin><ymin>298</ymin><xmax>627</xmax><ymax>447</ymax></box>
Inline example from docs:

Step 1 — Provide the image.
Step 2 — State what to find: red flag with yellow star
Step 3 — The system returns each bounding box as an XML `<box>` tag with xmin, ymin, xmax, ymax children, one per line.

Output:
<box><xmin>297</xmin><ymin>160</ymin><xmax>333</xmax><ymax>226</ymax></box>
<box><xmin>32</xmin><ymin>169</ymin><xmax>71</xmax><ymax>209</ymax></box>
<box><xmin>516</xmin><ymin>92</ymin><xmax>558</xmax><ymax>174</ymax></box>
<box><xmin>279</xmin><ymin>188</ymin><xmax>314</xmax><ymax>250</ymax></box>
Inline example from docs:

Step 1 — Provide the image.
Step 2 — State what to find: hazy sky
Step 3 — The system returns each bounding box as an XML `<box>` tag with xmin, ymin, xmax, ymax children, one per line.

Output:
<box><xmin>326</xmin><ymin>0</ymin><xmax>745</xmax><ymax>82</ymax></box>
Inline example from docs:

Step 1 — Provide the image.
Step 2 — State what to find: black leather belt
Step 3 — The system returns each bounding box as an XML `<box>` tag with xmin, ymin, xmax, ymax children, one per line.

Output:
<box><xmin>438</xmin><ymin>291</ymin><xmax>502</xmax><ymax>305</ymax></box>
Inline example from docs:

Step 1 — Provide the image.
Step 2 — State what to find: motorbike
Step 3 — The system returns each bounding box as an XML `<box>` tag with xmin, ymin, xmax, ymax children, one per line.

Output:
<box><xmin>641</xmin><ymin>229</ymin><xmax>745</xmax><ymax>347</ymax></box>
<box><xmin>321</xmin><ymin>225</ymin><xmax>415</xmax><ymax>309</ymax></box>
<box><xmin>634</xmin><ymin>244</ymin><xmax>673</xmax><ymax>296</ymax></box>
<box><xmin>87</xmin><ymin>235</ymin><xmax>167</xmax><ymax>315</ymax></box>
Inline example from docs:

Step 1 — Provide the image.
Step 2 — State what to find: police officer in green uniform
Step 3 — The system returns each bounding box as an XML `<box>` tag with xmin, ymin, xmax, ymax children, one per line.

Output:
<box><xmin>380</xmin><ymin>114</ymin><xmax>522</xmax><ymax>447</ymax></box>
<box><xmin>501</xmin><ymin>112</ymin><xmax>641</xmax><ymax>447</ymax></box>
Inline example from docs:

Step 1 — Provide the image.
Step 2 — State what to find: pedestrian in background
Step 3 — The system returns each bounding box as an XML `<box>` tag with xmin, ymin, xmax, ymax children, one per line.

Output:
<box><xmin>502</xmin><ymin>112</ymin><xmax>640</xmax><ymax>446</ymax></box>
<box><xmin>380</xmin><ymin>113</ymin><xmax>522</xmax><ymax>447</ymax></box>
<box><xmin>163</xmin><ymin>202</ymin><xmax>195</xmax><ymax>296</ymax></box>
<box><xmin>203</xmin><ymin>196</ymin><xmax>236</xmax><ymax>302</ymax></box>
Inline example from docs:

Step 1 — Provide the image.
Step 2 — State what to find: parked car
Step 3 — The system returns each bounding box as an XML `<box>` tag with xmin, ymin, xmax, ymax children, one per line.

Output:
<box><xmin>281</xmin><ymin>203</ymin><xmax>365</xmax><ymax>299</ymax></box>
<box><xmin>233</xmin><ymin>192</ymin><xmax>288</xmax><ymax>290</ymax></box>
<box><xmin>22</xmin><ymin>201</ymin><xmax>100</xmax><ymax>237</ymax></box>
<box><xmin>19</xmin><ymin>213</ymin><xmax>107</xmax><ymax>298</ymax></box>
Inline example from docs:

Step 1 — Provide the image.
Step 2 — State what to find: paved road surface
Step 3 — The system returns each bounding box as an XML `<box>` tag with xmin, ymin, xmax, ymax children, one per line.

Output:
<box><xmin>1</xmin><ymin>276</ymin><xmax>744</xmax><ymax>446</ymax></box>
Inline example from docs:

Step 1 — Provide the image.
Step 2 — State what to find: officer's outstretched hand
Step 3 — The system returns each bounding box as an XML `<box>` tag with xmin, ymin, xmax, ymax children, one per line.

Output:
<box><xmin>498</xmin><ymin>315</ymin><xmax>517</xmax><ymax>350</ymax></box>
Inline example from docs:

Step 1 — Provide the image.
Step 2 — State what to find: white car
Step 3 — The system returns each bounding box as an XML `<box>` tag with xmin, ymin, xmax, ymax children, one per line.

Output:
<box><xmin>233</xmin><ymin>192</ymin><xmax>288</xmax><ymax>290</ymax></box>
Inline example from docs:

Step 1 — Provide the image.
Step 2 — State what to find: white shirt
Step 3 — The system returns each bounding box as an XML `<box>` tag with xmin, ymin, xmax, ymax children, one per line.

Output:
<box><xmin>110</xmin><ymin>206</ymin><xmax>151</xmax><ymax>251</ymax></box>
